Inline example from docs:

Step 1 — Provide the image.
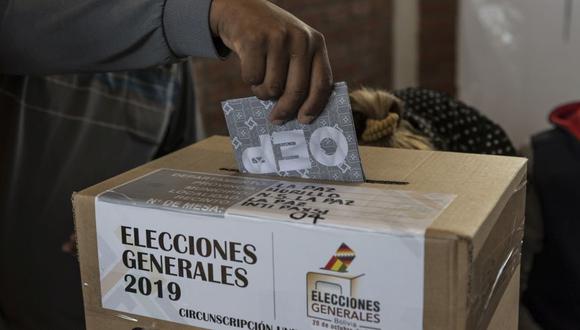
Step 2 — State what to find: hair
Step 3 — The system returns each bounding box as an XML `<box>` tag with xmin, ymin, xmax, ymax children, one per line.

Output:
<box><xmin>350</xmin><ymin>88</ymin><xmax>435</xmax><ymax>150</ymax></box>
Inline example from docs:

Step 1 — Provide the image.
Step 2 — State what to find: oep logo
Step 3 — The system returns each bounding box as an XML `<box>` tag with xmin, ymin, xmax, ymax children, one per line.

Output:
<box><xmin>241</xmin><ymin>127</ymin><xmax>348</xmax><ymax>174</ymax></box>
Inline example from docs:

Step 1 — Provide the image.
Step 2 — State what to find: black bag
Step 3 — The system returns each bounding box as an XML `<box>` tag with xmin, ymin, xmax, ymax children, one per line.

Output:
<box><xmin>524</xmin><ymin>127</ymin><xmax>580</xmax><ymax>330</ymax></box>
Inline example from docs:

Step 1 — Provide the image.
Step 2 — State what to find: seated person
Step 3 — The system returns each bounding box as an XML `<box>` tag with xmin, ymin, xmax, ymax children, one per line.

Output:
<box><xmin>350</xmin><ymin>88</ymin><xmax>516</xmax><ymax>156</ymax></box>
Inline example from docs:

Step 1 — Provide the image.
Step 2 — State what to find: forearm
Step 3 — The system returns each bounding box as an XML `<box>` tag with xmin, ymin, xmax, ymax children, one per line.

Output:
<box><xmin>0</xmin><ymin>0</ymin><xmax>226</xmax><ymax>74</ymax></box>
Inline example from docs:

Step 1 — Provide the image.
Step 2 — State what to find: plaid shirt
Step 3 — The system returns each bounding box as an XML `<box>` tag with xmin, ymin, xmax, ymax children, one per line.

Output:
<box><xmin>0</xmin><ymin>63</ymin><xmax>194</xmax><ymax>329</ymax></box>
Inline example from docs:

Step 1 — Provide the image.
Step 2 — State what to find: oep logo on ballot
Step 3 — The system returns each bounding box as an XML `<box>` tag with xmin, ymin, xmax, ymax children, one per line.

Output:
<box><xmin>222</xmin><ymin>81</ymin><xmax>365</xmax><ymax>182</ymax></box>
<box><xmin>306</xmin><ymin>244</ymin><xmax>382</xmax><ymax>329</ymax></box>
<box><xmin>240</xmin><ymin>127</ymin><xmax>350</xmax><ymax>174</ymax></box>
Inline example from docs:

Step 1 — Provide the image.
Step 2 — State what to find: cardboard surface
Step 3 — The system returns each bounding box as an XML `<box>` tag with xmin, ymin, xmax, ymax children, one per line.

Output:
<box><xmin>486</xmin><ymin>267</ymin><xmax>521</xmax><ymax>330</ymax></box>
<box><xmin>74</xmin><ymin>136</ymin><xmax>527</xmax><ymax>329</ymax></box>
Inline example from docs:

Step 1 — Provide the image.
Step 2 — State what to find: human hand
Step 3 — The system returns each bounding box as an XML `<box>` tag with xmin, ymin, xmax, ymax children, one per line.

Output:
<box><xmin>210</xmin><ymin>0</ymin><xmax>333</xmax><ymax>124</ymax></box>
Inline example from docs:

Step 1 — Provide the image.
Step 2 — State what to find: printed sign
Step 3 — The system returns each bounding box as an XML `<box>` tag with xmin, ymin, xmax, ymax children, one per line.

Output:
<box><xmin>221</xmin><ymin>82</ymin><xmax>365</xmax><ymax>182</ymax></box>
<box><xmin>95</xmin><ymin>170</ymin><xmax>456</xmax><ymax>329</ymax></box>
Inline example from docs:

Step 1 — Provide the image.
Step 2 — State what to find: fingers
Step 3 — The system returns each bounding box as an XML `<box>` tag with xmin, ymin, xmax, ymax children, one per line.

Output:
<box><xmin>297</xmin><ymin>33</ymin><xmax>333</xmax><ymax>124</ymax></box>
<box><xmin>267</xmin><ymin>30</ymin><xmax>333</xmax><ymax>125</ymax></box>
<box><xmin>252</xmin><ymin>32</ymin><xmax>290</xmax><ymax>100</ymax></box>
<box><xmin>238</xmin><ymin>39</ymin><xmax>267</xmax><ymax>86</ymax></box>
<box><xmin>219</xmin><ymin>0</ymin><xmax>333</xmax><ymax>124</ymax></box>
<box><xmin>269</xmin><ymin>30</ymin><xmax>312</xmax><ymax>124</ymax></box>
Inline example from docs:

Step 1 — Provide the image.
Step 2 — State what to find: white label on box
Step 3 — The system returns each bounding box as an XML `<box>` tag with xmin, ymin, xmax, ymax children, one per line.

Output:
<box><xmin>95</xmin><ymin>170</ymin><xmax>455</xmax><ymax>329</ymax></box>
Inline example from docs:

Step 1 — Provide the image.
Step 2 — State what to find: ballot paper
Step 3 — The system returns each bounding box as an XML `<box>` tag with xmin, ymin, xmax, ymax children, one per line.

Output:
<box><xmin>221</xmin><ymin>82</ymin><xmax>365</xmax><ymax>182</ymax></box>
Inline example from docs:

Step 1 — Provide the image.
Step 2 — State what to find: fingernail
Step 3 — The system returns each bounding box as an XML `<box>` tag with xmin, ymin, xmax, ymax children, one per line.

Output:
<box><xmin>271</xmin><ymin>119</ymin><xmax>286</xmax><ymax>126</ymax></box>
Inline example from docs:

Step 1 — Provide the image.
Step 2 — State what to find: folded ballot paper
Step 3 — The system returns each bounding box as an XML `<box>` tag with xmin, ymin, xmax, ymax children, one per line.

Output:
<box><xmin>221</xmin><ymin>82</ymin><xmax>365</xmax><ymax>182</ymax></box>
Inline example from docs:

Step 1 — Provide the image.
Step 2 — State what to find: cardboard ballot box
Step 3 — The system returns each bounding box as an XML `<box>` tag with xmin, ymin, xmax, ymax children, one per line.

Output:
<box><xmin>73</xmin><ymin>136</ymin><xmax>526</xmax><ymax>330</ymax></box>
